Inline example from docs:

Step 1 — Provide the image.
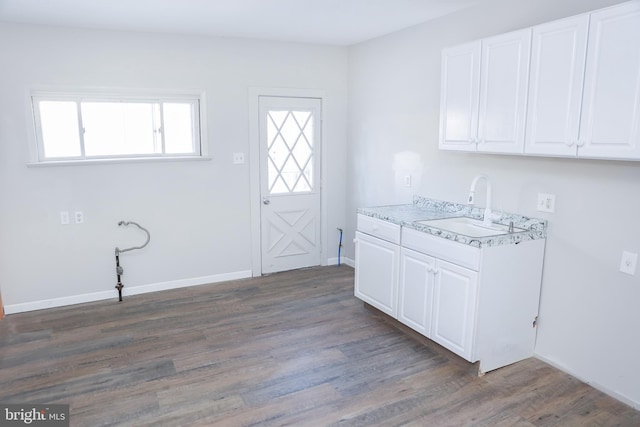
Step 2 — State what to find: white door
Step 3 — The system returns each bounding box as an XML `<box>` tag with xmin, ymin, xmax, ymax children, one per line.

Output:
<box><xmin>431</xmin><ymin>259</ymin><xmax>478</xmax><ymax>361</ymax></box>
<box><xmin>398</xmin><ymin>248</ymin><xmax>435</xmax><ymax>337</ymax></box>
<box><xmin>439</xmin><ymin>41</ymin><xmax>481</xmax><ymax>151</ymax></box>
<box><xmin>259</xmin><ymin>96</ymin><xmax>322</xmax><ymax>274</ymax></box>
<box><xmin>579</xmin><ymin>2</ymin><xmax>640</xmax><ymax>160</ymax></box>
<box><xmin>525</xmin><ymin>14</ymin><xmax>589</xmax><ymax>156</ymax></box>
<box><xmin>354</xmin><ymin>231</ymin><xmax>400</xmax><ymax>318</ymax></box>
<box><xmin>477</xmin><ymin>29</ymin><xmax>531</xmax><ymax>154</ymax></box>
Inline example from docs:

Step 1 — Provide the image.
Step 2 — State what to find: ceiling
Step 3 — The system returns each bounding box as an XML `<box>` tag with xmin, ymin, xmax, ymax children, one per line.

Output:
<box><xmin>0</xmin><ymin>0</ymin><xmax>480</xmax><ymax>46</ymax></box>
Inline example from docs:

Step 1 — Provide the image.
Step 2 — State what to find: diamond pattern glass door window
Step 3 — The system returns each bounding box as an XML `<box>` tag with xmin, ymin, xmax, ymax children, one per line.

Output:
<box><xmin>267</xmin><ymin>109</ymin><xmax>314</xmax><ymax>194</ymax></box>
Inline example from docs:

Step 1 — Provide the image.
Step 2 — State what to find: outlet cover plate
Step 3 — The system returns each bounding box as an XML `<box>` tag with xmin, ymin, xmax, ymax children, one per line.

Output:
<box><xmin>233</xmin><ymin>152</ymin><xmax>245</xmax><ymax>164</ymax></box>
<box><xmin>620</xmin><ymin>251</ymin><xmax>638</xmax><ymax>276</ymax></box>
<box><xmin>537</xmin><ymin>193</ymin><xmax>556</xmax><ymax>213</ymax></box>
<box><xmin>74</xmin><ymin>211</ymin><xmax>84</xmax><ymax>224</ymax></box>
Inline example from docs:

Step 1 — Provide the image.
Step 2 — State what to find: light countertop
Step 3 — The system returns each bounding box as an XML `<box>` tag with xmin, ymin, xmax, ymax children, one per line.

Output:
<box><xmin>357</xmin><ymin>196</ymin><xmax>547</xmax><ymax>248</ymax></box>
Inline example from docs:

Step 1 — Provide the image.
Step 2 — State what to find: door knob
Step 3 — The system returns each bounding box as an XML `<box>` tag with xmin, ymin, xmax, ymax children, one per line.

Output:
<box><xmin>263</xmin><ymin>198</ymin><xmax>270</xmax><ymax>205</ymax></box>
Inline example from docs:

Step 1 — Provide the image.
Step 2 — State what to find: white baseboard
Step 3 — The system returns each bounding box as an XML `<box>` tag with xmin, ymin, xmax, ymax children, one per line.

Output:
<box><xmin>4</xmin><ymin>270</ymin><xmax>252</xmax><ymax>315</ymax></box>
<box><xmin>326</xmin><ymin>257</ymin><xmax>355</xmax><ymax>268</ymax></box>
<box><xmin>535</xmin><ymin>353</ymin><xmax>639</xmax><ymax>410</ymax></box>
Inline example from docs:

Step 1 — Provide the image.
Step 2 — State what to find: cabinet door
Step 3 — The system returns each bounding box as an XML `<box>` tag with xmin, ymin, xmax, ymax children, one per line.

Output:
<box><xmin>439</xmin><ymin>41</ymin><xmax>481</xmax><ymax>151</ymax></box>
<box><xmin>525</xmin><ymin>14</ymin><xmax>589</xmax><ymax>156</ymax></box>
<box><xmin>431</xmin><ymin>259</ymin><xmax>478</xmax><ymax>361</ymax></box>
<box><xmin>354</xmin><ymin>231</ymin><xmax>400</xmax><ymax>317</ymax></box>
<box><xmin>477</xmin><ymin>29</ymin><xmax>531</xmax><ymax>154</ymax></box>
<box><xmin>398</xmin><ymin>248</ymin><xmax>435</xmax><ymax>337</ymax></box>
<box><xmin>579</xmin><ymin>2</ymin><xmax>640</xmax><ymax>159</ymax></box>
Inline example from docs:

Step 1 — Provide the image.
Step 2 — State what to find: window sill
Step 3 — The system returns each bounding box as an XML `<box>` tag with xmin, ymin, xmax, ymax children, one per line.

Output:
<box><xmin>27</xmin><ymin>156</ymin><xmax>212</xmax><ymax>168</ymax></box>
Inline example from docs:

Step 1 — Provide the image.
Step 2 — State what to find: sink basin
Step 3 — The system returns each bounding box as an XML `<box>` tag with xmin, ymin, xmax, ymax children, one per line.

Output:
<box><xmin>416</xmin><ymin>217</ymin><xmax>525</xmax><ymax>238</ymax></box>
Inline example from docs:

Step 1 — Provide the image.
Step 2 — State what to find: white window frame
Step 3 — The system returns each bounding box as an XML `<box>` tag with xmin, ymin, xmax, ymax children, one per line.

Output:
<box><xmin>29</xmin><ymin>89</ymin><xmax>207</xmax><ymax>164</ymax></box>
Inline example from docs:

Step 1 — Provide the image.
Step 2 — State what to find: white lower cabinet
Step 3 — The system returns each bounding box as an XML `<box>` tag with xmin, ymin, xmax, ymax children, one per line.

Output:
<box><xmin>356</xmin><ymin>216</ymin><xmax>546</xmax><ymax>374</ymax></box>
<box><xmin>354</xmin><ymin>214</ymin><xmax>401</xmax><ymax>317</ymax></box>
<box><xmin>398</xmin><ymin>248</ymin><xmax>435</xmax><ymax>337</ymax></box>
<box><xmin>398</xmin><ymin>248</ymin><xmax>477</xmax><ymax>361</ymax></box>
<box><xmin>429</xmin><ymin>259</ymin><xmax>478</xmax><ymax>361</ymax></box>
<box><xmin>354</xmin><ymin>231</ymin><xmax>399</xmax><ymax>317</ymax></box>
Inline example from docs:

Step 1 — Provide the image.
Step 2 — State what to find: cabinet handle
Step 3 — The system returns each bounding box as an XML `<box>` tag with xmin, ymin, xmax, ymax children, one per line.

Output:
<box><xmin>353</xmin><ymin>238</ymin><xmax>358</xmax><ymax>244</ymax></box>
<box><xmin>564</xmin><ymin>140</ymin><xmax>575</xmax><ymax>147</ymax></box>
<box><xmin>433</xmin><ymin>268</ymin><xmax>440</xmax><ymax>276</ymax></box>
<box><xmin>576</xmin><ymin>140</ymin><xmax>585</xmax><ymax>147</ymax></box>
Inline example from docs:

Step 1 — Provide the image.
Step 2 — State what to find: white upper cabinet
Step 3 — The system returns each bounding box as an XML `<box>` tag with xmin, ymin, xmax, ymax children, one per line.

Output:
<box><xmin>442</xmin><ymin>1</ymin><xmax>640</xmax><ymax>161</ymax></box>
<box><xmin>578</xmin><ymin>1</ymin><xmax>640</xmax><ymax>160</ymax></box>
<box><xmin>440</xmin><ymin>30</ymin><xmax>531</xmax><ymax>154</ymax></box>
<box><xmin>439</xmin><ymin>41</ymin><xmax>481</xmax><ymax>151</ymax></box>
<box><xmin>525</xmin><ymin>14</ymin><xmax>589</xmax><ymax>156</ymax></box>
<box><xmin>477</xmin><ymin>29</ymin><xmax>531</xmax><ymax>154</ymax></box>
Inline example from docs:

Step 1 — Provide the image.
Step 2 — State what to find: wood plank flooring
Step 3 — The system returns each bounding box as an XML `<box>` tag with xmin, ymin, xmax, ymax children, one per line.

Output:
<box><xmin>1</xmin><ymin>266</ymin><xmax>638</xmax><ymax>426</ymax></box>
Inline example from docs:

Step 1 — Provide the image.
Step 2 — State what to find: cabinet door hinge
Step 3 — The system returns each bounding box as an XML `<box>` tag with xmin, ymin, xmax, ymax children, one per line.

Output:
<box><xmin>533</xmin><ymin>316</ymin><xmax>539</xmax><ymax>328</ymax></box>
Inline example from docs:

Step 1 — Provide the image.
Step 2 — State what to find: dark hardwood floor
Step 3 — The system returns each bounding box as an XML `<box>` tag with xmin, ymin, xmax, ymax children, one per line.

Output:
<box><xmin>1</xmin><ymin>266</ymin><xmax>638</xmax><ymax>426</ymax></box>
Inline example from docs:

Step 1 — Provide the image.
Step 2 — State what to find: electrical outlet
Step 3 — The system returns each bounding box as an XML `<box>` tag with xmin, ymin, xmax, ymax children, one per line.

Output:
<box><xmin>620</xmin><ymin>251</ymin><xmax>638</xmax><ymax>276</ymax></box>
<box><xmin>537</xmin><ymin>193</ymin><xmax>556</xmax><ymax>213</ymax></box>
<box><xmin>60</xmin><ymin>211</ymin><xmax>70</xmax><ymax>225</ymax></box>
<box><xmin>404</xmin><ymin>175</ymin><xmax>412</xmax><ymax>187</ymax></box>
<box><xmin>232</xmin><ymin>152</ymin><xmax>245</xmax><ymax>164</ymax></box>
<box><xmin>74</xmin><ymin>211</ymin><xmax>84</xmax><ymax>224</ymax></box>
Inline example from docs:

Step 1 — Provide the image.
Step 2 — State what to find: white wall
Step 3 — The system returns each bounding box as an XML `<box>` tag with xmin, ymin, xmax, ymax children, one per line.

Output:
<box><xmin>347</xmin><ymin>0</ymin><xmax>640</xmax><ymax>409</ymax></box>
<box><xmin>0</xmin><ymin>23</ymin><xmax>348</xmax><ymax>309</ymax></box>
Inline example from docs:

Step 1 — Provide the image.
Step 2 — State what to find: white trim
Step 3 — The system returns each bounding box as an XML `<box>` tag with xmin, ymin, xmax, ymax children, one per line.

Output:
<box><xmin>248</xmin><ymin>87</ymin><xmax>327</xmax><ymax>276</ymax></box>
<box><xmin>535</xmin><ymin>353</ymin><xmax>640</xmax><ymax>410</ymax></box>
<box><xmin>326</xmin><ymin>257</ymin><xmax>355</xmax><ymax>268</ymax></box>
<box><xmin>26</xmin><ymin>156</ymin><xmax>212</xmax><ymax>168</ymax></box>
<box><xmin>3</xmin><ymin>270</ymin><xmax>252</xmax><ymax>315</ymax></box>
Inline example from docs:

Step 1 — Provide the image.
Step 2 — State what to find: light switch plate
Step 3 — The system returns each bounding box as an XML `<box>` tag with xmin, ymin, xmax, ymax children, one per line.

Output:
<box><xmin>60</xmin><ymin>211</ymin><xmax>70</xmax><ymax>225</ymax></box>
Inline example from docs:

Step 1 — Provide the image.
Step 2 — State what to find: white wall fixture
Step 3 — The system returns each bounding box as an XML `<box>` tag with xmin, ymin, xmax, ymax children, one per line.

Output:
<box><xmin>74</xmin><ymin>211</ymin><xmax>84</xmax><ymax>224</ymax></box>
<box><xmin>232</xmin><ymin>152</ymin><xmax>245</xmax><ymax>164</ymax></box>
<box><xmin>60</xmin><ymin>211</ymin><xmax>69</xmax><ymax>225</ymax></box>
<box><xmin>619</xmin><ymin>251</ymin><xmax>638</xmax><ymax>276</ymax></box>
<box><xmin>536</xmin><ymin>193</ymin><xmax>556</xmax><ymax>213</ymax></box>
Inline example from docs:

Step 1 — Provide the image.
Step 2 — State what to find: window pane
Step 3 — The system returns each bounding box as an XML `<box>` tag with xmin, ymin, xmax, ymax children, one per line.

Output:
<box><xmin>39</xmin><ymin>101</ymin><xmax>81</xmax><ymax>158</ymax></box>
<box><xmin>81</xmin><ymin>102</ymin><xmax>156</xmax><ymax>156</ymax></box>
<box><xmin>163</xmin><ymin>103</ymin><xmax>195</xmax><ymax>154</ymax></box>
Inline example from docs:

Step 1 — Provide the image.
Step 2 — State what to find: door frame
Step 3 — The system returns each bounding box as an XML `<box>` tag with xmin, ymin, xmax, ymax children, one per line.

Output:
<box><xmin>248</xmin><ymin>87</ymin><xmax>327</xmax><ymax>276</ymax></box>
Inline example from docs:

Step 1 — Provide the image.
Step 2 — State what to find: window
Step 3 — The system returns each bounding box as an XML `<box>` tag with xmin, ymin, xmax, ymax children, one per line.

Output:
<box><xmin>31</xmin><ymin>91</ymin><xmax>203</xmax><ymax>162</ymax></box>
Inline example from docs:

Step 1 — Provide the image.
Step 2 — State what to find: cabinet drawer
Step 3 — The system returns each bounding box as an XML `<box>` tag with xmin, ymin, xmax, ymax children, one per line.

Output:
<box><xmin>402</xmin><ymin>228</ymin><xmax>480</xmax><ymax>271</ymax></box>
<box><xmin>357</xmin><ymin>214</ymin><xmax>401</xmax><ymax>244</ymax></box>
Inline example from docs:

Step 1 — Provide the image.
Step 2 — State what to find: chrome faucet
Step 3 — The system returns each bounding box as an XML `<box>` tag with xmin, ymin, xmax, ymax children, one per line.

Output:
<box><xmin>468</xmin><ymin>175</ymin><xmax>493</xmax><ymax>227</ymax></box>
